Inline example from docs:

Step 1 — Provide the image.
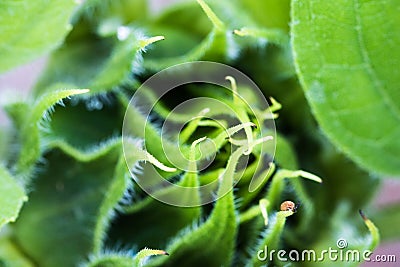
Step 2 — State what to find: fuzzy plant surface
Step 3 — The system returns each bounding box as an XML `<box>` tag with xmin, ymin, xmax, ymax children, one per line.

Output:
<box><xmin>0</xmin><ymin>0</ymin><xmax>398</xmax><ymax>266</ymax></box>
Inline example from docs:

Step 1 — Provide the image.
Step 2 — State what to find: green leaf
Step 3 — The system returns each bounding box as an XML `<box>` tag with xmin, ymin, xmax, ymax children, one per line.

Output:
<box><xmin>303</xmin><ymin>204</ymin><xmax>380</xmax><ymax>267</ymax></box>
<box><xmin>291</xmin><ymin>0</ymin><xmax>400</xmax><ymax>175</ymax></box>
<box><xmin>133</xmin><ymin>248</ymin><xmax>169</xmax><ymax>267</ymax></box>
<box><xmin>311</xmin><ymin>145</ymin><xmax>380</xmax><ymax>214</ymax></box>
<box><xmin>75</xmin><ymin>0</ymin><xmax>149</xmax><ymax>35</ymax></box>
<box><xmin>248</xmin><ymin>208</ymin><xmax>294</xmax><ymax>267</ymax></box>
<box><xmin>85</xmin><ymin>254</ymin><xmax>136</xmax><ymax>267</ymax></box>
<box><xmin>0</xmin><ymin>0</ymin><xmax>79</xmax><ymax>73</ymax></box>
<box><xmin>34</xmin><ymin>32</ymin><xmax>163</xmax><ymax>96</ymax></box>
<box><xmin>107</xmin><ymin>138</ymin><xmax>216</xmax><ymax>251</ymax></box>
<box><xmin>233</xmin><ymin>27</ymin><xmax>289</xmax><ymax>47</ymax></box>
<box><xmin>14</xmin><ymin>138</ymin><xmax>174</xmax><ymax>267</ymax></box>
<box><xmin>4</xmin><ymin>103</ymin><xmax>30</xmax><ymax>132</ymax></box>
<box><xmin>14</xmin><ymin>147</ymin><xmax>122</xmax><ymax>267</ymax></box>
<box><xmin>106</xmin><ymin>140</ymin><xmax>202</xmax><ymax>250</ymax></box>
<box><xmin>235</xmin><ymin>205</ymin><xmax>265</xmax><ymax>266</ymax></box>
<box><xmin>0</xmin><ymin>166</ymin><xmax>27</xmax><ymax>229</ymax></box>
<box><xmin>92</xmin><ymin>155</ymin><xmax>131</xmax><ymax>254</ymax></box>
<box><xmin>359</xmin><ymin>210</ymin><xmax>380</xmax><ymax>251</ymax></box>
<box><xmin>11</xmin><ymin>89</ymin><xmax>89</xmax><ymax>179</ymax></box>
<box><xmin>0</xmin><ymin>229</ymin><xmax>34</xmax><ymax>267</ymax></box>
<box><xmin>143</xmin><ymin>0</ymin><xmax>237</xmax><ymax>71</ymax></box>
<box><xmin>0</xmin><ymin>127</ymin><xmax>11</xmax><ymax>162</ymax></box>
<box><xmin>145</xmin><ymin>145</ymin><xmax>250</xmax><ymax>267</ymax></box>
<box><xmin>84</xmin><ymin>248</ymin><xmax>168</xmax><ymax>267</ymax></box>
<box><xmin>44</xmin><ymin>95</ymin><xmax>124</xmax><ymax>152</ymax></box>
<box><xmin>237</xmin><ymin>0</ymin><xmax>291</xmax><ymax>31</ymax></box>
<box><xmin>46</xmin><ymin>138</ymin><xmax>122</xmax><ymax>163</ymax></box>
<box><xmin>273</xmin><ymin>133</ymin><xmax>298</xmax><ymax>170</ymax></box>
<box><xmin>372</xmin><ymin>203</ymin><xmax>400</xmax><ymax>241</ymax></box>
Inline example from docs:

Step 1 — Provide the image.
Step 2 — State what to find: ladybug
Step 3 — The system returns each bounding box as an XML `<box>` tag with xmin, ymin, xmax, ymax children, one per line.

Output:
<box><xmin>280</xmin><ymin>200</ymin><xmax>299</xmax><ymax>212</ymax></box>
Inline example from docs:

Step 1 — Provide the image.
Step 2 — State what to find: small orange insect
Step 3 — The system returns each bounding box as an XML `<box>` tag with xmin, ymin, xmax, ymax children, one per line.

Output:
<box><xmin>280</xmin><ymin>200</ymin><xmax>299</xmax><ymax>212</ymax></box>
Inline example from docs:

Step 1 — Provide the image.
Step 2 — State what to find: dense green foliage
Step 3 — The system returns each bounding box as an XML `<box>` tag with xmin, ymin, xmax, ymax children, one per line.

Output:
<box><xmin>0</xmin><ymin>0</ymin><xmax>397</xmax><ymax>266</ymax></box>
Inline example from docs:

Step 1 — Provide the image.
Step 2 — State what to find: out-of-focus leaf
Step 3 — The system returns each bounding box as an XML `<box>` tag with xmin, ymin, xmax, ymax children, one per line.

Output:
<box><xmin>312</xmin><ymin>143</ymin><xmax>380</xmax><ymax>213</ymax></box>
<box><xmin>75</xmin><ymin>0</ymin><xmax>149</xmax><ymax>34</ymax></box>
<box><xmin>0</xmin><ymin>0</ymin><xmax>79</xmax><ymax>73</ymax></box>
<box><xmin>373</xmin><ymin>204</ymin><xmax>400</xmax><ymax>241</ymax></box>
<box><xmin>303</xmin><ymin>204</ymin><xmax>379</xmax><ymax>267</ymax></box>
<box><xmin>3</xmin><ymin>103</ymin><xmax>29</xmax><ymax>133</ymax></box>
<box><xmin>0</xmin><ymin>127</ymin><xmax>11</xmax><ymax>162</ymax></box>
<box><xmin>0</xmin><ymin>166</ymin><xmax>27</xmax><ymax>229</ymax></box>
<box><xmin>143</xmin><ymin>0</ymin><xmax>238</xmax><ymax>71</ymax></box>
<box><xmin>291</xmin><ymin>0</ymin><xmax>400</xmax><ymax>176</ymax></box>
<box><xmin>237</xmin><ymin>0</ymin><xmax>291</xmax><ymax>31</ymax></box>
<box><xmin>0</xmin><ymin>230</ymin><xmax>34</xmax><ymax>267</ymax></box>
<box><xmin>273</xmin><ymin>133</ymin><xmax>298</xmax><ymax>170</ymax></box>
